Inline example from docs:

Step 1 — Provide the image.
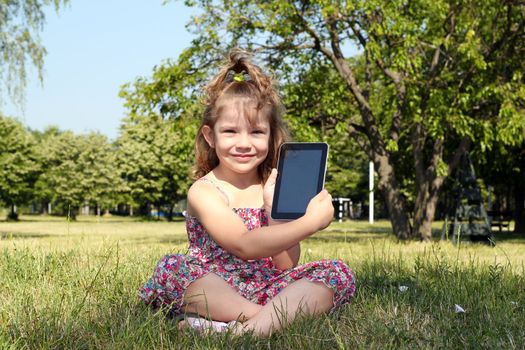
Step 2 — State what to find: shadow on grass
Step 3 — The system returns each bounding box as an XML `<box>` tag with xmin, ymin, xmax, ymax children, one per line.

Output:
<box><xmin>125</xmin><ymin>235</ymin><xmax>188</xmax><ymax>246</ymax></box>
<box><xmin>0</xmin><ymin>214</ymin><xmax>187</xmax><ymax>224</ymax></box>
<box><xmin>432</xmin><ymin>226</ymin><xmax>525</xmax><ymax>244</ymax></box>
<box><xmin>0</xmin><ymin>231</ymin><xmax>51</xmax><ymax>240</ymax></box>
<box><xmin>492</xmin><ymin>231</ymin><xmax>525</xmax><ymax>243</ymax></box>
<box><xmin>307</xmin><ymin>232</ymin><xmax>389</xmax><ymax>244</ymax></box>
<box><xmin>350</xmin><ymin>226</ymin><xmax>394</xmax><ymax>234</ymax></box>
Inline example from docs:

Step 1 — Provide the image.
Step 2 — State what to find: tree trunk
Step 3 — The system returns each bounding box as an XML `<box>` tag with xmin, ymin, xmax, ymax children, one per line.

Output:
<box><xmin>514</xmin><ymin>170</ymin><xmax>525</xmax><ymax>234</ymax></box>
<box><xmin>412</xmin><ymin>137</ymin><xmax>469</xmax><ymax>241</ymax></box>
<box><xmin>167</xmin><ymin>205</ymin><xmax>174</xmax><ymax>222</ymax></box>
<box><xmin>8</xmin><ymin>204</ymin><xmax>18</xmax><ymax>221</ymax></box>
<box><xmin>139</xmin><ymin>203</ymin><xmax>149</xmax><ymax>216</ymax></box>
<box><xmin>413</xmin><ymin>176</ymin><xmax>444</xmax><ymax>241</ymax></box>
<box><xmin>420</xmin><ymin>192</ymin><xmax>439</xmax><ymax>240</ymax></box>
<box><xmin>375</xmin><ymin>154</ymin><xmax>412</xmax><ymax>239</ymax></box>
<box><xmin>67</xmin><ymin>205</ymin><xmax>77</xmax><ymax>221</ymax></box>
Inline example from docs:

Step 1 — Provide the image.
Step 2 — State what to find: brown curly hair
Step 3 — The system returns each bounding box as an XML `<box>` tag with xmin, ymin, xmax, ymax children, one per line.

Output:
<box><xmin>193</xmin><ymin>48</ymin><xmax>289</xmax><ymax>181</ymax></box>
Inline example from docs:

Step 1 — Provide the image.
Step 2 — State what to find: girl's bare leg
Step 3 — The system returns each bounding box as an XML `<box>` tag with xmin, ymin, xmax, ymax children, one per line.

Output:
<box><xmin>183</xmin><ymin>273</ymin><xmax>262</xmax><ymax>322</ymax></box>
<box><xmin>239</xmin><ymin>278</ymin><xmax>334</xmax><ymax>337</ymax></box>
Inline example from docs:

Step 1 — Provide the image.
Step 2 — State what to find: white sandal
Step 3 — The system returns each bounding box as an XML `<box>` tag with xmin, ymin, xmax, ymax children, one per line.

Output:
<box><xmin>184</xmin><ymin>315</ymin><xmax>230</xmax><ymax>333</ymax></box>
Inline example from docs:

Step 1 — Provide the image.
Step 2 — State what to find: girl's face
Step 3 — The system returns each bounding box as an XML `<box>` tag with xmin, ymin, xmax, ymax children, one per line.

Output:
<box><xmin>202</xmin><ymin>99</ymin><xmax>270</xmax><ymax>178</ymax></box>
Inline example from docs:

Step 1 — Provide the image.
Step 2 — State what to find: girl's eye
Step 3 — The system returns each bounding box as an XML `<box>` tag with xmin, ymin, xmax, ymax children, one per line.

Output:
<box><xmin>252</xmin><ymin>129</ymin><xmax>266</xmax><ymax>135</ymax></box>
<box><xmin>223</xmin><ymin>129</ymin><xmax>236</xmax><ymax>133</ymax></box>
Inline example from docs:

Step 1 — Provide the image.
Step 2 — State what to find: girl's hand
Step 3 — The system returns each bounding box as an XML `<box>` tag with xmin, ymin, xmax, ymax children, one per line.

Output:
<box><xmin>305</xmin><ymin>189</ymin><xmax>334</xmax><ymax>231</ymax></box>
<box><xmin>263</xmin><ymin>168</ymin><xmax>278</xmax><ymax>213</ymax></box>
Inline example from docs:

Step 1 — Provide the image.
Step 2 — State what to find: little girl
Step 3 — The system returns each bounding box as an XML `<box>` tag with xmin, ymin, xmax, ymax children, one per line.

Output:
<box><xmin>139</xmin><ymin>49</ymin><xmax>356</xmax><ymax>336</ymax></box>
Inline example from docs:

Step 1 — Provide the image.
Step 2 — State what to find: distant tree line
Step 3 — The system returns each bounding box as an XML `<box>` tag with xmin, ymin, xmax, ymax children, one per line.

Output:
<box><xmin>0</xmin><ymin>100</ymin><xmax>370</xmax><ymax>221</ymax></box>
<box><xmin>0</xmin><ymin>114</ymin><xmax>195</xmax><ymax>221</ymax></box>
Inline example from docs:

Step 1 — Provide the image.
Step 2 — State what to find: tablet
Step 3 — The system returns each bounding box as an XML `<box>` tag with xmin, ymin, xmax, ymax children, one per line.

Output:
<box><xmin>271</xmin><ymin>142</ymin><xmax>329</xmax><ymax>220</ymax></box>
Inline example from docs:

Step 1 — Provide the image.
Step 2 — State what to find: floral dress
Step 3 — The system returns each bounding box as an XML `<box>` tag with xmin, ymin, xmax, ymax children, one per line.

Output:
<box><xmin>139</xmin><ymin>207</ymin><xmax>356</xmax><ymax>315</ymax></box>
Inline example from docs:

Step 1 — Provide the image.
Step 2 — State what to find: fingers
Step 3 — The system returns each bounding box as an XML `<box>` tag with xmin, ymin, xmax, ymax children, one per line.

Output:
<box><xmin>305</xmin><ymin>189</ymin><xmax>334</xmax><ymax>231</ymax></box>
<box><xmin>314</xmin><ymin>189</ymin><xmax>331</xmax><ymax>201</ymax></box>
<box><xmin>263</xmin><ymin>169</ymin><xmax>278</xmax><ymax>209</ymax></box>
<box><xmin>265</xmin><ymin>168</ymin><xmax>278</xmax><ymax>186</ymax></box>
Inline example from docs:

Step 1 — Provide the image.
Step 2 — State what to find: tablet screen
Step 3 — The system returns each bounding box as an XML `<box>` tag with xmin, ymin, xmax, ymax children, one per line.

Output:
<box><xmin>271</xmin><ymin>143</ymin><xmax>328</xmax><ymax>220</ymax></box>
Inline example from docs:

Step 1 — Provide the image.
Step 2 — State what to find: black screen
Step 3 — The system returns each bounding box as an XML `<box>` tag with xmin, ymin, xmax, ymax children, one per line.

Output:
<box><xmin>275</xmin><ymin>148</ymin><xmax>323</xmax><ymax>215</ymax></box>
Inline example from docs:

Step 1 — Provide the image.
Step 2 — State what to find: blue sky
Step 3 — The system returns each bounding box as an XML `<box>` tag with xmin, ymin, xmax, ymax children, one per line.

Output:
<box><xmin>3</xmin><ymin>1</ymin><xmax>195</xmax><ymax>140</ymax></box>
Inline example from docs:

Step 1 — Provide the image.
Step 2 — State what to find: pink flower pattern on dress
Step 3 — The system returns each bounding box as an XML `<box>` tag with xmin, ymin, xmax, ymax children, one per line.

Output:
<box><xmin>139</xmin><ymin>208</ymin><xmax>356</xmax><ymax>314</ymax></box>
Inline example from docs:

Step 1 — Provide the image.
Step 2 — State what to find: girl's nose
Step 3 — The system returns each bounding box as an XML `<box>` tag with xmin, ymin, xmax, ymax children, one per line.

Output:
<box><xmin>236</xmin><ymin>133</ymin><xmax>251</xmax><ymax>148</ymax></box>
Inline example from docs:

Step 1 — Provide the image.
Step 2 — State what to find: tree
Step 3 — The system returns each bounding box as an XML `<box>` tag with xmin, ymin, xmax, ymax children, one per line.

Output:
<box><xmin>0</xmin><ymin>0</ymin><xmax>69</xmax><ymax>106</ymax></box>
<box><xmin>116</xmin><ymin>115</ymin><xmax>195</xmax><ymax>220</ymax></box>
<box><xmin>0</xmin><ymin>115</ymin><xmax>40</xmax><ymax>219</ymax></box>
<box><xmin>166</xmin><ymin>0</ymin><xmax>525</xmax><ymax>240</ymax></box>
<box><xmin>118</xmin><ymin>58</ymin><xmax>203</xmax><ymax>220</ymax></box>
<box><xmin>77</xmin><ymin>133</ymin><xmax>123</xmax><ymax>215</ymax></box>
<box><xmin>35</xmin><ymin>130</ymin><xmax>122</xmax><ymax>219</ymax></box>
<box><xmin>31</xmin><ymin>126</ymin><xmax>62</xmax><ymax>214</ymax></box>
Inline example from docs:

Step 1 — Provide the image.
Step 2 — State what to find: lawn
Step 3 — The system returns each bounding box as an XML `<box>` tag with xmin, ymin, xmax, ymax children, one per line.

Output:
<box><xmin>1</xmin><ymin>215</ymin><xmax>524</xmax><ymax>349</ymax></box>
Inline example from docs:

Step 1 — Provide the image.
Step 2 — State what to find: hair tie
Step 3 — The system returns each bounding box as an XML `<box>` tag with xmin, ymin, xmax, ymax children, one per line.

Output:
<box><xmin>225</xmin><ymin>70</ymin><xmax>252</xmax><ymax>83</ymax></box>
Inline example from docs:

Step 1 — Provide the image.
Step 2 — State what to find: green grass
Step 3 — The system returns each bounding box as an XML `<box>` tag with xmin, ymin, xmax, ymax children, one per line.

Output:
<box><xmin>1</xmin><ymin>215</ymin><xmax>524</xmax><ymax>349</ymax></box>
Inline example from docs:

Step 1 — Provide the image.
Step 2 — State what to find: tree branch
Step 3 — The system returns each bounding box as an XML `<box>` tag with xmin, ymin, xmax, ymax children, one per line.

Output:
<box><xmin>457</xmin><ymin>4</ymin><xmax>524</xmax><ymax>94</ymax></box>
<box><xmin>348</xmin><ymin>21</ymin><xmax>367</xmax><ymax>49</ymax></box>
<box><xmin>446</xmin><ymin>136</ymin><xmax>471</xmax><ymax>177</ymax></box>
<box><xmin>348</xmin><ymin>19</ymin><xmax>406</xmax><ymax>143</ymax></box>
<box><xmin>349</xmin><ymin>122</ymin><xmax>367</xmax><ymax>135</ymax></box>
<box><xmin>254</xmin><ymin>42</ymin><xmax>316</xmax><ymax>52</ymax></box>
<box><xmin>429</xmin><ymin>9</ymin><xmax>456</xmax><ymax>76</ymax></box>
<box><xmin>348</xmin><ymin>124</ymin><xmax>373</xmax><ymax>158</ymax></box>
<box><xmin>425</xmin><ymin>137</ymin><xmax>444</xmax><ymax>183</ymax></box>
<box><xmin>412</xmin><ymin>122</ymin><xmax>427</xmax><ymax>186</ymax></box>
<box><xmin>320</xmin><ymin>10</ymin><xmax>390</xmax><ymax>156</ymax></box>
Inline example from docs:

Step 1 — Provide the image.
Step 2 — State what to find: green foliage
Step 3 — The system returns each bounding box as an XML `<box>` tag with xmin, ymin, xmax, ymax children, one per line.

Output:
<box><xmin>33</xmin><ymin>130</ymin><xmax>123</xmax><ymax>216</ymax></box>
<box><xmin>116</xmin><ymin>115</ymin><xmax>195</xmax><ymax>216</ymax></box>
<box><xmin>31</xmin><ymin>126</ymin><xmax>63</xmax><ymax>208</ymax></box>
<box><xmin>0</xmin><ymin>115</ymin><xmax>40</xmax><ymax>216</ymax></box>
<box><xmin>282</xmin><ymin>61</ymin><xmax>368</xmax><ymax>200</ymax></box>
<box><xmin>0</xmin><ymin>0</ymin><xmax>69</xmax><ymax>106</ymax></box>
<box><xmin>117</xmin><ymin>49</ymin><xmax>213</xmax><ymax>217</ymax></box>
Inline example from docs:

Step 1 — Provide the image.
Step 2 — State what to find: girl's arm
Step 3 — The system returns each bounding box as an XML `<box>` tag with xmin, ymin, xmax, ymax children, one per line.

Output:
<box><xmin>271</xmin><ymin>244</ymin><xmax>300</xmax><ymax>269</ymax></box>
<box><xmin>264</xmin><ymin>169</ymin><xmax>300</xmax><ymax>269</ymax></box>
<box><xmin>265</xmin><ymin>217</ymin><xmax>301</xmax><ymax>269</ymax></box>
<box><xmin>187</xmin><ymin>172</ymin><xmax>333</xmax><ymax>261</ymax></box>
<box><xmin>262</xmin><ymin>171</ymin><xmax>301</xmax><ymax>269</ymax></box>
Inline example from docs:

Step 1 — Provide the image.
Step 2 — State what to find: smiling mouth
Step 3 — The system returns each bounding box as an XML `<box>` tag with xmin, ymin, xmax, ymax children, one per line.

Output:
<box><xmin>233</xmin><ymin>154</ymin><xmax>255</xmax><ymax>158</ymax></box>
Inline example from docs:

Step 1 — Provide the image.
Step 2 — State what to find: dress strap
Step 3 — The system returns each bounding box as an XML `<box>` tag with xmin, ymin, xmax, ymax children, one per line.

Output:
<box><xmin>198</xmin><ymin>177</ymin><xmax>231</xmax><ymax>206</ymax></box>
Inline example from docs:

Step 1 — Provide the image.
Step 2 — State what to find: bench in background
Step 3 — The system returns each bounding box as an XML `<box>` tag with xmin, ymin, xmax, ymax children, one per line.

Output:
<box><xmin>487</xmin><ymin>210</ymin><xmax>513</xmax><ymax>232</ymax></box>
